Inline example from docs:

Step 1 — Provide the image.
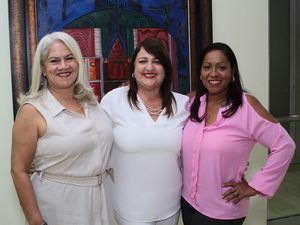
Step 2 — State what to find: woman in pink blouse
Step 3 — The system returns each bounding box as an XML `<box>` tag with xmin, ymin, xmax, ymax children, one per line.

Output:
<box><xmin>181</xmin><ymin>42</ymin><xmax>295</xmax><ymax>225</ymax></box>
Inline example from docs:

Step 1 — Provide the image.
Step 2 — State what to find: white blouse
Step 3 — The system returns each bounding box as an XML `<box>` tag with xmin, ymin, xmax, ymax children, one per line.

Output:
<box><xmin>101</xmin><ymin>86</ymin><xmax>189</xmax><ymax>222</ymax></box>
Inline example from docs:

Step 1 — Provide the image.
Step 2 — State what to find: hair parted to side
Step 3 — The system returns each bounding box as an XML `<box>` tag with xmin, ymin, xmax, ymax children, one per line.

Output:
<box><xmin>127</xmin><ymin>38</ymin><xmax>176</xmax><ymax>117</ymax></box>
<box><xmin>190</xmin><ymin>42</ymin><xmax>244</xmax><ymax>122</ymax></box>
<box><xmin>18</xmin><ymin>31</ymin><xmax>97</xmax><ymax>105</ymax></box>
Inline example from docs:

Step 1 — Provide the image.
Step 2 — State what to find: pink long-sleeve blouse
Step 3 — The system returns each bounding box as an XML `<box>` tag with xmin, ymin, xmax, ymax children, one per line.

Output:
<box><xmin>181</xmin><ymin>93</ymin><xmax>295</xmax><ymax>219</ymax></box>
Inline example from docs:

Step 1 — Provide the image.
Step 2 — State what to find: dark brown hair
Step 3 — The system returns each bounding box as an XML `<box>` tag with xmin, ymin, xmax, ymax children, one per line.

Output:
<box><xmin>190</xmin><ymin>42</ymin><xmax>244</xmax><ymax>122</ymax></box>
<box><xmin>127</xmin><ymin>38</ymin><xmax>176</xmax><ymax>117</ymax></box>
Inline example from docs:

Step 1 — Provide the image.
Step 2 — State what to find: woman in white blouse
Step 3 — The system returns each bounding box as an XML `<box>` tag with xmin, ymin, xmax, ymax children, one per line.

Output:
<box><xmin>101</xmin><ymin>38</ymin><xmax>189</xmax><ymax>225</ymax></box>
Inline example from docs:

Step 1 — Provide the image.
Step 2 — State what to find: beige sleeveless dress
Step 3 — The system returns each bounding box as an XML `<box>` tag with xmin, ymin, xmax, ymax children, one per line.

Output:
<box><xmin>27</xmin><ymin>90</ymin><xmax>113</xmax><ymax>225</ymax></box>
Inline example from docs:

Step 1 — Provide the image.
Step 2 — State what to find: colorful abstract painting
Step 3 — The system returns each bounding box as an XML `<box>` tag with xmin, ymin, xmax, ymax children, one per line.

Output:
<box><xmin>35</xmin><ymin>0</ymin><xmax>190</xmax><ymax>99</ymax></box>
<box><xmin>9</xmin><ymin>0</ymin><xmax>211</xmax><ymax>114</ymax></box>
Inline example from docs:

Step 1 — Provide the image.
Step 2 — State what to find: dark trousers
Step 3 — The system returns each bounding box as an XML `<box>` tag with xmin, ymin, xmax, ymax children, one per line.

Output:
<box><xmin>181</xmin><ymin>197</ymin><xmax>246</xmax><ymax>225</ymax></box>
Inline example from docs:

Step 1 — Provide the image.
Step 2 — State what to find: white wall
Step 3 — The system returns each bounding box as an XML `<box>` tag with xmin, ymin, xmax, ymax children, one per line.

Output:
<box><xmin>0</xmin><ymin>1</ymin><xmax>25</xmax><ymax>224</ymax></box>
<box><xmin>212</xmin><ymin>1</ymin><xmax>269</xmax><ymax>225</ymax></box>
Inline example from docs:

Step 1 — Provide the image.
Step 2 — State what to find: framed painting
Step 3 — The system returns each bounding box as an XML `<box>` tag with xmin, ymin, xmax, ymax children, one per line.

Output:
<box><xmin>8</xmin><ymin>0</ymin><xmax>212</xmax><ymax>115</ymax></box>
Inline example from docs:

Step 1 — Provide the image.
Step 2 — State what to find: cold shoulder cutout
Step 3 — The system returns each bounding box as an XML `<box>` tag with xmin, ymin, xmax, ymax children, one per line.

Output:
<box><xmin>245</xmin><ymin>94</ymin><xmax>277</xmax><ymax>123</ymax></box>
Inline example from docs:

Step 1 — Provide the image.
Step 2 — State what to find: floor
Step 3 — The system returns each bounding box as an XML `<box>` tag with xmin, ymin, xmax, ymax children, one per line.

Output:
<box><xmin>267</xmin><ymin>163</ymin><xmax>300</xmax><ymax>225</ymax></box>
<box><xmin>267</xmin><ymin>215</ymin><xmax>300</xmax><ymax>225</ymax></box>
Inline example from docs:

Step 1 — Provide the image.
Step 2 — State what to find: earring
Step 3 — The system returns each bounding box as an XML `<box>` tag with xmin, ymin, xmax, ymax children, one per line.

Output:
<box><xmin>132</xmin><ymin>73</ymin><xmax>135</xmax><ymax>78</ymax></box>
<box><xmin>232</xmin><ymin>76</ymin><xmax>235</xmax><ymax>82</ymax></box>
<box><xmin>41</xmin><ymin>75</ymin><xmax>48</xmax><ymax>87</ymax></box>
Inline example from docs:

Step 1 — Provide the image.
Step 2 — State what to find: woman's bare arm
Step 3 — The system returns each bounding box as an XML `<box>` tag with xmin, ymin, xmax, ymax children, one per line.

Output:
<box><xmin>11</xmin><ymin>104</ymin><xmax>45</xmax><ymax>225</ymax></box>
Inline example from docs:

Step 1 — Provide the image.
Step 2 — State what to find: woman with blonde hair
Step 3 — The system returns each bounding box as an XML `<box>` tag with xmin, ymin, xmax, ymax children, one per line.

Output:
<box><xmin>11</xmin><ymin>31</ymin><xmax>113</xmax><ymax>225</ymax></box>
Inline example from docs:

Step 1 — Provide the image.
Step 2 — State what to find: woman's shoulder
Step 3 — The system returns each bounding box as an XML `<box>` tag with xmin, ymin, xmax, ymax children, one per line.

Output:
<box><xmin>100</xmin><ymin>86</ymin><xmax>129</xmax><ymax>111</ymax></box>
<box><xmin>18</xmin><ymin>103</ymin><xmax>40</xmax><ymax>116</ymax></box>
<box><xmin>17</xmin><ymin>91</ymin><xmax>45</xmax><ymax>116</ymax></box>
<box><xmin>172</xmin><ymin>91</ymin><xmax>189</xmax><ymax>102</ymax></box>
<box><xmin>244</xmin><ymin>93</ymin><xmax>277</xmax><ymax>123</ymax></box>
<box><xmin>14</xmin><ymin>103</ymin><xmax>44</xmax><ymax>131</ymax></box>
<box><xmin>103</xmin><ymin>86</ymin><xmax>128</xmax><ymax>99</ymax></box>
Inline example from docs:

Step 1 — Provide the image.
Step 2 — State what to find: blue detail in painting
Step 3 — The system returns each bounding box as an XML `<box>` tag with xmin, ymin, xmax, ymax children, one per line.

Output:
<box><xmin>36</xmin><ymin>0</ymin><xmax>189</xmax><ymax>93</ymax></box>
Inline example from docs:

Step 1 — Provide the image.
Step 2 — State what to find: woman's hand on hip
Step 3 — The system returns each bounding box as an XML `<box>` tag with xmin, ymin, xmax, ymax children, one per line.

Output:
<box><xmin>222</xmin><ymin>177</ymin><xmax>259</xmax><ymax>204</ymax></box>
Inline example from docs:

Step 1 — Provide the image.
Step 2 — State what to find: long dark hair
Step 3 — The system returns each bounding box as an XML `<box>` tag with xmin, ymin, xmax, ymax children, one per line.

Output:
<box><xmin>127</xmin><ymin>38</ymin><xmax>175</xmax><ymax>117</ymax></box>
<box><xmin>190</xmin><ymin>42</ymin><xmax>244</xmax><ymax>122</ymax></box>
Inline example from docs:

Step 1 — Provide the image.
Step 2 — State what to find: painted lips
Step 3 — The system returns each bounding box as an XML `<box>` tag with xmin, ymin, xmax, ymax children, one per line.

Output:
<box><xmin>143</xmin><ymin>73</ymin><xmax>157</xmax><ymax>78</ymax></box>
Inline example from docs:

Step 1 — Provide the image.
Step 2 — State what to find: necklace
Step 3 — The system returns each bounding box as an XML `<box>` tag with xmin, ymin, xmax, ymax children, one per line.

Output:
<box><xmin>138</xmin><ymin>94</ymin><xmax>163</xmax><ymax>116</ymax></box>
<box><xmin>207</xmin><ymin>99</ymin><xmax>227</xmax><ymax>107</ymax></box>
<box><xmin>205</xmin><ymin>101</ymin><xmax>226</xmax><ymax>119</ymax></box>
<box><xmin>143</xmin><ymin>102</ymin><xmax>163</xmax><ymax>116</ymax></box>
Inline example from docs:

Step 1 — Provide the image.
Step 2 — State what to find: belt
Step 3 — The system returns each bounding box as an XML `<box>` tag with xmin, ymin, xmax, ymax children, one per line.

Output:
<box><xmin>36</xmin><ymin>171</ymin><xmax>104</xmax><ymax>187</ymax></box>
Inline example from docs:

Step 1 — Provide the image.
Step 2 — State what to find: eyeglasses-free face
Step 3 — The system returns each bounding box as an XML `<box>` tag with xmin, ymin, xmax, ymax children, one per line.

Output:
<box><xmin>133</xmin><ymin>47</ymin><xmax>165</xmax><ymax>93</ymax></box>
<box><xmin>200</xmin><ymin>50</ymin><xmax>233</xmax><ymax>96</ymax></box>
<box><xmin>43</xmin><ymin>41</ymin><xmax>79</xmax><ymax>92</ymax></box>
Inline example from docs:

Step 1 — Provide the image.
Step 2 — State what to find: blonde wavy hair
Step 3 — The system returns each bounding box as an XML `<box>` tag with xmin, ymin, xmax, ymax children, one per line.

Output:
<box><xmin>18</xmin><ymin>31</ymin><xmax>97</xmax><ymax>105</ymax></box>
